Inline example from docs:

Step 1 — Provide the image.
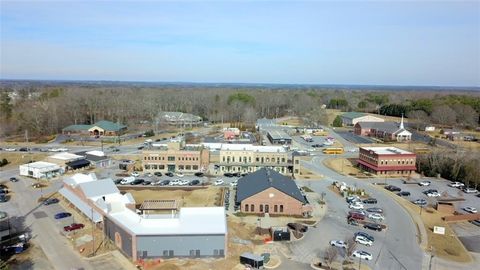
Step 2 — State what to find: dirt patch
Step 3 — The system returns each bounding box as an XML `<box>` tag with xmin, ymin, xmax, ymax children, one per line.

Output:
<box><xmin>122</xmin><ymin>187</ymin><xmax>223</xmax><ymax>207</ymax></box>
<box><xmin>323</xmin><ymin>158</ymin><xmax>361</xmax><ymax>176</ymax></box>
<box><xmin>0</xmin><ymin>152</ymin><xmax>49</xmax><ymax>169</ymax></box>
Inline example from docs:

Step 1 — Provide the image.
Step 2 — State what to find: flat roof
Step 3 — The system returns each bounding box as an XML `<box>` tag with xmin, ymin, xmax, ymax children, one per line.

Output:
<box><xmin>361</xmin><ymin>147</ymin><xmax>414</xmax><ymax>155</ymax></box>
<box><xmin>49</xmin><ymin>152</ymin><xmax>83</xmax><ymax>161</ymax></box>
<box><xmin>267</xmin><ymin>130</ymin><xmax>291</xmax><ymax>140</ymax></box>
<box><xmin>108</xmin><ymin>206</ymin><xmax>227</xmax><ymax>235</ymax></box>
<box><xmin>221</xmin><ymin>144</ymin><xmax>285</xmax><ymax>153</ymax></box>
<box><xmin>19</xmin><ymin>161</ymin><xmax>60</xmax><ymax>169</ymax></box>
<box><xmin>140</xmin><ymin>200</ymin><xmax>178</xmax><ymax>211</ymax></box>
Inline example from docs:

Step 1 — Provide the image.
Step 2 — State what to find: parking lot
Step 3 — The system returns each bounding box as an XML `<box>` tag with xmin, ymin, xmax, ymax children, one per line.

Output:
<box><xmin>335</xmin><ymin>131</ymin><xmax>375</xmax><ymax>144</ymax></box>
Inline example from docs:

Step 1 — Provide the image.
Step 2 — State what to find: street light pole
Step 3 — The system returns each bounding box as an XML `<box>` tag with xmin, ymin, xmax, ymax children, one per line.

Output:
<box><xmin>358</xmin><ymin>257</ymin><xmax>362</xmax><ymax>270</ymax></box>
<box><xmin>91</xmin><ymin>208</ymin><xmax>95</xmax><ymax>257</ymax></box>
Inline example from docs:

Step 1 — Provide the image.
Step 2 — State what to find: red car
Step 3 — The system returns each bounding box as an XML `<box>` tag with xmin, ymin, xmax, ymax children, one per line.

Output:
<box><xmin>64</xmin><ymin>223</ymin><xmax>84</xmax><ymax>232</ymax></box>
<box><xmin>348</xmin><ymin>212</ymin><xmax>365</xmax><ymax>220</ymax></box>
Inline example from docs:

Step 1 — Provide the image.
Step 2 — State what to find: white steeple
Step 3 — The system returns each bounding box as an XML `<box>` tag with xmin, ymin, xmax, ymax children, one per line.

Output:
<box><xmin>400</xmin><ymin>114</ymin><xmax>404</xmax><ymax>129</ymax></box>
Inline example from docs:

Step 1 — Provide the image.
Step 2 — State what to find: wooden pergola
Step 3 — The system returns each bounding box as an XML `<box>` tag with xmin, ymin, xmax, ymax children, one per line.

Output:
<box><xmin>139</xmin><ymin>200</ymin><xmax>178</xmax><ymax>217</ymax></box>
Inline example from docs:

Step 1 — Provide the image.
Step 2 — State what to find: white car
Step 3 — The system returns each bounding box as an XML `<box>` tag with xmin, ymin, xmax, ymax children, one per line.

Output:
<box><xmin>355</xmin><ymin>235</ymin><xmax>373</xmax><ymax>246</ymax></box>
<box><xmin>4</xmin><ymin>148</ymin><xmax>16</xmax><ymax>152</ymax></box>
<box><xmin>179</xmin><ymin>180</ymin><xmax>189</xmax><ymax>186</ymax></box>
<box><xmin>448</xmin><ymin>182</ymin><xmax>465</xmax><ymax>188</ymax></box>
<box><xmin>120</xmin><ymin>176</ymin><xmax>135</xmax><ymax>185</ymax></box>
<box><xmin>131</xmin><ymin>171</ymin><xmax>140</xmax><ymax>177</ymax></box>
<box><xmin>368</xmin><ymin>213</ymin><xmax>385</xmax><ymax>221</ymax></box>
<box><xmin>230</xmin><ymin>181</ymin><xmax>238</xmax><ymax>187</ymax></box>
<box><xmin>463</xmin><ymin>207</ymin><xmax>478</xmax><ymax>214</ymax></box>
<box><xmin>352</xmin><ymin>250</ymin><xmax>373</xmax><ymax>261</ymax></box>
<box><xmin>214</xmin><ymin>179</ymin><xmax>224</xmax><ymax>186</ymax></box>
<box><xmin>329</xmin><ymin>240</ymin><xmax>347</xmax><ymax>248</ymax></box>
<box><xmin>418</xmin><ymin>181</ymin><xmax>431</xmax><ymax>186</ymax></box>
<box><xmin>169</xmin><ymin>179</ymin><xmax>180</xmax><ymax>186</ymax></box>
<box><xmin>463</xmin><ymin>188</ymin><xmax>478</xmax><ymax>194</ymax></box>
<box><xmin>426</xmin><ymin>192</ymin><xmax>441</xmax><ymax>197</ymax></box>
<box><xmin>349</xmin><ymin>203</ymin><xmax>364</xmax><ymax>210</ymax></box>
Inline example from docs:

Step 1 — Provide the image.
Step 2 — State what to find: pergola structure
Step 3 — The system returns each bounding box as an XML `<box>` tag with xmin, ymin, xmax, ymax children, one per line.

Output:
<box><xmin>139</xmin><ymin>200</ymin><xmax>178</xmax><ymax>217</ymax></box>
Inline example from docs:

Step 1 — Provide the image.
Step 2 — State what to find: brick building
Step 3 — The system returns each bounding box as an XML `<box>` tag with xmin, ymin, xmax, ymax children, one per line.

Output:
<box><xmin>354</xmin><ymin>116</ymin><xmax>411</xmax><ymax>142</ymax></box>
<box><xmin>357</xmin><ymin>147</ymin><xmax>416</xmax><ymax>176</ymax></box>
<box><xmin>235</xmin><ymin>168</ymin><xmax>311</xmax><ymax>217</ymax></box>
<box><xmin>142</xmin><ymin>139</ymin><xmax>209</xmax><ymax>174</ymax></box>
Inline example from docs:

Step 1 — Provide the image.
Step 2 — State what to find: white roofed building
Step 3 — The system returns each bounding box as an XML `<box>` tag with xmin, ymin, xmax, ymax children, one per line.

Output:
<box><xmin>19</xmin><ymin>161</ymin><xmax>63</xmax><ymax>179</ymax></box>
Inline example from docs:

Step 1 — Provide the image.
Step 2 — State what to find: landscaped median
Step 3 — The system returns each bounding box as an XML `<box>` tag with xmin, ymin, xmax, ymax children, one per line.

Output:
<box><xmin>372</xmin><ymin>184</ymin><xmax>472</xmax><ymax>263</ymax></box>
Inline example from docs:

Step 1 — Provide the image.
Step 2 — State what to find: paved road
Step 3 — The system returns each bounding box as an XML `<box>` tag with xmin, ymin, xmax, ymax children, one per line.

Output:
<box><xmin>289</xmin><ymin>155</ymin><xmax>425</xmax><ymax>270</ymax></box>
<box><xmin>335</xmin><ymin>131</ymin><xmax>376</xmax><ymax>144</ymax></box>
<box><xmin>1</xmin><ymin>168</ymin><xmax>93</xmax><ymax>270</ymax></box>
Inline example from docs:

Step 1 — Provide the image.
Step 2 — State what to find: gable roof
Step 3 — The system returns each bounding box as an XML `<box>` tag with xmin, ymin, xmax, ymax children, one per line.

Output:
<box><xmin>341</xmin><ymin>112</ymin><xmax>366</xmax><ymax>120</ymax></box>
<box><xmin>235</xmin><ymin>168</ymin><xmax>306</xmax><ymax>204</ymax></box>
<box><xmin>356</xmin><ymin>121</ymin><xmax>401</xmax><ymax>133</ymax></box>
<box><xmin>78</xmin><ymin>179</ymin><xmax>119</xmax><ymax>200</ymax></box>
<box><xmin>91</xmin><ymin>120</ymin><xmax>126</xmax><ymax>131</ymax></box>
<box><xmin>63</xmin><ymin>124</ymin><xmax>91</xmax><ymax>131</ymax></box>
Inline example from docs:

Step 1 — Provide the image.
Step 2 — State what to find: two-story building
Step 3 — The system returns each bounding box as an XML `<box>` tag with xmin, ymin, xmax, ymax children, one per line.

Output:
<box><xmin>142</xmin><ymin>139</ymin><xmax>209</xmax><ymax>174</ymax></box>
<box><xmin>358</xmin><ymin>147</ymin><xmax>416</xmax><ymax>176</ymax></box>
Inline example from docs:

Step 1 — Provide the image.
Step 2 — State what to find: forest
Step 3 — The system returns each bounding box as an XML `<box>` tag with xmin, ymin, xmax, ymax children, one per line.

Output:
<box><xmin>0</xmin><ymin>81</ymin><xmax>479</xmax><ymax>138</ymax></box>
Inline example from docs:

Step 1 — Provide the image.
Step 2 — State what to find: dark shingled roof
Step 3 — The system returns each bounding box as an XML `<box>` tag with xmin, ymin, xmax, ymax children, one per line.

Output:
<box><xmin>235</xmin><ymin>168</ymin><xmax>306</xmax><ymax>204</ymax></box>
<box><xmin>356</xmin><ymin>121</ymin><xmax>402</xmax><ymax>133</ymax></box>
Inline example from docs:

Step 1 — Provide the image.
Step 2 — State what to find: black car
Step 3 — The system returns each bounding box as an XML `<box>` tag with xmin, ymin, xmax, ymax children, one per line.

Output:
<box><xmin>9</xmin><ymin>177</ymin><xmax>19</xmax><ymax>182</ymax></box>
<box><xmin>165</xmin><ymin>172</ymin><xmax>174</xmax><ymax>177</ymax></box>
<box><xmin>19</xmin><ymin>147</ymin><xmax>28</xmax><ymax>152</ymax></box>
<box><xmin>142</xmin><ymin>181</ymin><xmax>152</xmax><ymax>185</ymax></box>
<box><xmin>311</xmin><ymin>144</ymin><xmax>323</xmax><ymax>148</ymax></box>
<box><xmin>385</xmin><ymin>185</ymin><xmax>401</xmax><ymax>192</ymax></box>
<box><xmin>347</xmin><ymin>218</ymin><xmax>359</xmax><ymax>226</ymax></box>
<box><xmin>137</xmin><ymin>146</ymin><xmax>144</xmax><ymax>150</ymax></box>
<box><xmin>364</xmin><ymin>222</ymin><xmax>383</xmax><ymax>232</ymax></box>
<box><xmin>131</xmin><ymin>179</ymin><xmax>145</xmax><ymax>185</ymax></box>
<box><xmin>114</xmin><ymin>179</ymin><xmax>123</xmax><ymax>184</ymax></box>
<box><xmin>0</xmin><ymin>195</ymin><xmax>8</xmax><ymax>203</ymax></box>
<box><xmin>232</xmin><ymin>172</ymin><xmax>240</xmax><ymax>177</ymax></box>
<box><xmin>154</xmin><ymin>172</ymin><xmax>162</xmax><ymax>177</ymax></box>
<box><xmin>189</xmin><ymin>180</ymin><xmax>200</xmax><ymax>186</ymax></box>
<box><xmin>159</xmin><ymin>180</ymin><xmax>170</xmax><ymax>186</ymax></box>
<box><xmin>194</xmin><ymin>172</ymin><xmax>204</xmax><ymax>177</ymax></box>
<box><xmin>363</xmin><ymin>198</ymin><xmax>377</xmax><ymax>204</ymax></box>
<box><xmin>423</xmin><ymin>189</ymin><xmax>438</xmax><ymax>195</ymax></box>
<box><xmin>354</xmin><ymin>232</ymin><xmax>375</xmax><ymax>241</ymax></box>
<box><xmin>0</xmin><ymin>184</ymin><xmax>7</xmax><ymax>189</ymax></box>
<box><xmin>366</xmin><ymin>207</ymin><xmax>383</xmax><ymax>213</ymax></box>
<box><xmin>0</xmin><ymin>189</ymin><xmax>8</xmax><ymax>195</ymax></box>
<box><xmin>240</xmin><ymin>173</ymin><xmax>248</xmax><ymax>177</ymax></box>
<box><xmin>43</xmin><ymin>198</ymin><xmax>59</xmax><ymax>205</ymax></box>
<box><xmin>397</xmin><ymin>191</ymin><xmax>411</xmax><ymax>197</ymax></box>
<box><xmin>224</xmin><ymin>173</ymin><xmax>233</xmax><ymax>177</ymax></box>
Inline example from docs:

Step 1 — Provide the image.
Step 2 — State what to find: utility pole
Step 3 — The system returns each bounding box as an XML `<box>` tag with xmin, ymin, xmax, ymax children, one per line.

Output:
<box><xmin>91</xmin><ymin>208</ymin><xmax>95</xmax><ymax>257</ymax></box>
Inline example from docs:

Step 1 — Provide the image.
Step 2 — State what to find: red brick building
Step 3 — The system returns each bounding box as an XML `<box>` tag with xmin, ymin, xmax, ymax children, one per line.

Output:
<box><xmin>235</xmin><ymin>168</ymin><xmax>312</xmax><ymax>217</ymax></box>
<box><xmin>358</xmin><ymin>147</ymin><xmax>416</xmax><ymax>176</ymax></box>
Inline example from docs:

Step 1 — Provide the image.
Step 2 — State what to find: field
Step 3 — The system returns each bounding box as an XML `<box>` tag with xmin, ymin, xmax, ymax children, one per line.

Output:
<box><xmin>0</xmin><ymin>152</ymin><xmax>49</xmax><ymax>169</ymax></box>
<box><xmin>323</xmin><ymin>157</ymin><xmax>362</xmax><ymax>176</ymax></box>
<box><xmin>121</xmin><ymin>187</ymin><xmax>223</xmax><ymax>207</ymax></box>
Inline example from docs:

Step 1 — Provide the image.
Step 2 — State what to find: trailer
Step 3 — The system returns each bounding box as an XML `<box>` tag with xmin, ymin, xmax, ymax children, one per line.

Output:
<box><xmin>240</xmin><ymin>252</ymin><xmax>264</xmax><ymax>269</ymax></box>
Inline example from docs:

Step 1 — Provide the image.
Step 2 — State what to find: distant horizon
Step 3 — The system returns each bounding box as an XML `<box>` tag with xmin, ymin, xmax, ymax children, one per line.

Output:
<box><xmin>1</xmin><ymin>1</ymin><xmax>478</xmax><ymax>87</ymax></box>
<box><xmin>1</xmin><ymin>78</ymin><xmax>479</xmax><ymax>90</ymax></box>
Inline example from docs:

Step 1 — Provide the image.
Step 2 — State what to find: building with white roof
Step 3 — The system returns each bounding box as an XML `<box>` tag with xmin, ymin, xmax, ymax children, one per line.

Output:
<box><xmin>59</xmin><ymin>173</ymin><xmax>227</xmax><ymax>261</ymax></box>
<box><xmin>46</xmin><ymin>152</ymin><xmax>90</xmax><ymax>170</ymax></box>
<box><xmin>19</xmin><ymin>161</ymin><xmax>63</xmax><ymax>179</ymax></box>
<box><xmin>358</xmin><ymin>146</ymin><xmax>416</xmax><ymax>176</ymax></box>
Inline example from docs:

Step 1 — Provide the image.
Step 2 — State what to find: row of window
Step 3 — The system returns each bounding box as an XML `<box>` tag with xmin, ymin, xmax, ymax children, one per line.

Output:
<box><xmin>378</xmin><ymin>170</ymin><xmax>412</xmax><ymax>175</ymax></box>
<box><xmin>244</xmin><ymin>204</ymin><xmax>284</xmax><ymax>213</ymax></box>
<box><xmin>379</xmin><ymin>159</ymin><xmax>414</xmax><ymax>165</ymax></box>
<box><xmin>221</xmin><ymin>166</ymin><xmax>286</xmax><ymax>173</ymax></box>
<box><xmin>144</xmin><ymin>164</ymin><xmax>199</xmax><ymax>170</ymax></box>
<box><xmin>221</xmin><ymin>156</ymin><xmax>286</xmax><ymax>164</ymax></box>
<box><xmin>144</xmin><ymin>156</ymin><xmax>199</xmax><ymax>161</ymax></box>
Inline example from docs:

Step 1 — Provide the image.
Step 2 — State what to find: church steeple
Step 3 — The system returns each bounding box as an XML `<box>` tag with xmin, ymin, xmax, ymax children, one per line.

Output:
<box><xmin>400</xmin><ymin>114</ymin><xmax>404</xmax><ymax>129</ymax></box>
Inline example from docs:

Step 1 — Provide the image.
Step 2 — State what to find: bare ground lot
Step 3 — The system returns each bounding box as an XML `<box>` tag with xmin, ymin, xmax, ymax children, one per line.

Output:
<box><xmin>121</xmin><ymin>186</ymin><xmax>223</xmax><ymax>207</ymax></box>
<box><xmin>0</xmin><ymin>152</ymin><xmax>49</xmax><ymax>169</ymax></box>
<box><xmin>323</xmin><ymin>157</ymin><xmax>363</xmax><ymax>176</ymax></box>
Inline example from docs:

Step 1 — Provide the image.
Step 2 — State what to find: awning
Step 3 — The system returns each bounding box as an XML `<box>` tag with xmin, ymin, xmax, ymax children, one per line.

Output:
<box><xmin>66</xmin><ymin>159</ymin><xmax>90</xmax><ymax>169</ymax></box>
<box><xmin>59</xmin><ymin>188</ymin><xmax>103</xmax><ymax>223</ymax></box>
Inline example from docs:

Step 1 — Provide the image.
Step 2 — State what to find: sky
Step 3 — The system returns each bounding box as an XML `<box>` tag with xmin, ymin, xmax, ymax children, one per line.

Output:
<box><xmin>0</xmin><ymin>0</ymin><xmax>479</xmax><ymax>86</ymax></box>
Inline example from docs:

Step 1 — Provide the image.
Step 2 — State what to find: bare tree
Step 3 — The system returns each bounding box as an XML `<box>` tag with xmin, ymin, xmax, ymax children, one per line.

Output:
<box><xmin>431</xmin><ymin>105</ymin><xmax>457</xmax><ymax>126</ymax></box>
<box><xmin>345</xmin><ymin>237</ymin><xmax>357</xmax><ymax>260</ymax></box>
<box><xmin>323</xmin><ymin>246</ymin><xmax>338</xmax><ymax>269</ymax></box>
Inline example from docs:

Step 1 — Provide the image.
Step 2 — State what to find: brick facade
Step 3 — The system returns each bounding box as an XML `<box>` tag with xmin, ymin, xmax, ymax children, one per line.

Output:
<box><xmin>241</xmin><ymin>187</ymin><xmax>307</xmax><ymax>216</ymax></box>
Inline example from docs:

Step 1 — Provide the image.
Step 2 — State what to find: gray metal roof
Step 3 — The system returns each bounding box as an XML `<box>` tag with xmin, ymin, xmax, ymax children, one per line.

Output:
<box><xmin>79</xmin><ymin>179</ymin><xmax>119</xmax><ymax>199</ymax></box>
<box><xmin>356</xmin><ymin>121</ymin><xmax>401</xmax><ymax>133</ymax></box>
<box><xmin>267</xmin><ymin>129</ymin><xmax>291</xmax><ymax>140</ymax></box>
<box><xmin>235</xmin><ymin>168</ymin><xmax>306</xmax><ymax>203</ymax></box>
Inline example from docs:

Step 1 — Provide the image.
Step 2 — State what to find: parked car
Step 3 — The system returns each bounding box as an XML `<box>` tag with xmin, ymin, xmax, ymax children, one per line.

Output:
<box><xmin>463</xmin><ymin>188</ymin><xmax>478</xmax><ymax>194</ymax></box>
<box><xmin>355</xmin><ymin>235</ymin><xmax>373</xmax><ymax>246</ymax></box>
<box><xmin>54</xmin><ymin>212</ymin><xmax>72</xmax><ymax>219</ymax></box>
<box><xmin>189</xmin><ymin>180</ymin><xmax>200</xmax><ymax>186</ymax></box>
<box><xmin>63</xmin><ymin>223</ymin><xmax>84</xmax><ymax>232</ymax></box>
<box><xmin>471</xmin><ymin>220</ymin><xmax>480</xmax><ymax>227</ymax></box>
<box><xmin>9</xmin><ymin>177</ymin><xmax>19</xmax><ymax>182</ymax></box>
<box><xmin>397</xmin><ymin>191</ymin><xmax>411</xmax><ymax>197</ymax></box>
<box><xmin>330</xmin><ymin>240</ymin><xmax>347</xmax><ymax>248</ymax></box>
<box><xmin>311</xmin><ymin>144</ymin><xmax>323</xmax><ymax>148</ymax></box>
<box><xmin>0</xmin><ymin>194</ymin><xmax>8</xmax><ymax>203</ymax></box>
<box><xmin>448</xmin><ymin>182</ymin><xmax>465</xmax><ymax>188</ymax></box>
<box><xmin>178</xmin><ymin>180</ymin><xmax>189</xmax><ymax>186</ymax></box>
<box><xmin>346</xmin><ymin>195</ymin><xmax>360</xmax><ymax>204</ymax></box>
<box><xmin>347</xmin><ymin>218</ymin><xmax>359</xmax><ymax>226</ymax></box>
<box><xmin>214</xmin><ymin>179</ymin><xmax>224</xmax><ymax>186</ymax></box>
<box><xmin>159</xmin><ymin>180</ymin><xmax>170</xmax><ymax>186</ymax></box>
<box><xmin>169</xmin><ymin>179</ymin><xmax>181</xmax><ymax>186</ymax></box>
<box><xmin>352</xmin><ymin>250</ymin><xmax>373</xmax><ymax>261</ymax></box>
<box><xmin>413</xmin><ymin>199</ymin><xmax>427</xmax><ymax>206</ymax></box>
<box><xmin>364</xmin><ymin>222</ymin><xmax>383</xmax><ymax>232</ymax></box>
<box><xmin>426</xmin><ymin>192</ymin><xmax>441</xmax><ymax>197</ymax></box>
<box><xmin>223</xmin><ymin>173</ymin><xmax>233</xmax><ymax>177</ymax></box>
<box><xmin>194</xmin><ymin>172</ymin><xmax>204</xmax><ymax>177</ymax></box>
<box><xmin>423</xmin><ymin>189</ymin><xmax>438</xmax><ymax>194</ymax></box>
<box><xmin>154</xmin><ymin>172</ymin><xmax>162</xmax><ymax>177</ymax></box>
<box><xmin>131</xmin><ymin>171</ymin><xmax>140</xmax><ymax>177</ymax></box>
<box><xmin>368</xmin><ymin>213</ymin><xmax>385</xmax><ymax>221</ymax></box>
<box><xmin>463</xmin><ymin>207</ymin><xmax>478</xmax><ymax>214</ymax></box>
<box><xmin>418</xmin><ymin>181</ymin><xmax>431</xmax><ymax>186</ymax></box>
<box><xmin>366</xmin><ymin>207</ymin><xmax>383</xmax><ymax>214</ymax></box>
<box><xmin>176</xmin><ymin>172</ymin><xmax>184</xmax><ymax>178</ymax></box>
<box><xmin>348</xmin><ymin>212</ymin><xmax>365</xmax><ymax>220</ymax></box>
<box><xmin>43</xmin><ymin>198</ymin><xmax>59</xmax><ymax>205</ymax></box>
<box><xmin>120</xmin><ymin>176</ymin><xmax>135</xmax><ymax>185</ymax></box>
<box><xmin>165</xmin><ymin>172</ymin><xmax>174</xmax><ymax>177</ymax></box>
<box><xmin>31</xmin><ymin>183</ymin><xmax>42</xmax><ymax>189</ymax></box>
<box><xmin>355</xmin><ymin>232</ymin><xmax>374</xmax><ymax>241</ymax></box>
<box><xmin>0</xmin><ymin>189</ymin><xmax>8</xmax><ymax>194</ymax></box>
<box><xmin>230</xmin><ymin>180</ymin><xmax>238</xmax><ymax>187</ymax></box>
<box><xmin>362</xmin><ymin>198</ymin><xmax>377</xmax><ymax>204</ymax></box>
<box><xmin>349</xmin><ymin>203</ymin><xmax>364</xmax><ymax>210</ymax></box>
<box><xmin>131</xmin><ymin>179</ymin><xmax>144</xmax><ymax>185</ymax></box>
<box><xmin>385</xmin><ymin>185</ymin><xmax>401</xmax><ymax>192</ymax></box>
<box><xmin>142</xmin><ymin>181</ymin><xmax>152</xmax><ymax>186</ymax></box>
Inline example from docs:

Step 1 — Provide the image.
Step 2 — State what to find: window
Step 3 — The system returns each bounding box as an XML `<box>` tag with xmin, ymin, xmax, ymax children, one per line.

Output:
<box><xmin>179</xmin><ymin>165</ymin><xmax>184</xmax><ymax>170</ymax></box>
<box><xmin>168</xmin><ymin>156</ymin><xmax>175</xmax><ymax>161</ymax></box>
<box><xmin>256</xmin><ymin>157</ymin><xmax>260</xmax><ymax>162</ymax></box>
<box><xmin>190</xmin><ymin>250</ymin><xmax>195</xmax><ymax>257</ymax></box>
<box><xmin>260</xmin><ymin>205</ymin><xmax>263</xmax><ymax>212</ymax></box>
<box><xmin>274</xmin><ymin>205</ymin><xmax>278</xmax><ymax>212</ymax></box>
<box><xmin>251</xmin><ymin>204</ymin><xmax>254</xmax><ymax>212</ymax></box>
<box><xmin>280</xmin><ymin>205</ymin><xmax>284</xmax><ymax>212</ymax></box>
<box><xmin>145</xmin><ymin>165</ymin><xmax>150</xmax><ymax>169</ymax></box>
<box><xmin>159</xmin><ymin>165</ymin><xmax>165</xmax><ymax>169</ymax></box>
<box><xmin>245</xmin><ymin>204</ymin><xmax>249</xmax><ymax>212</ymax></box>
<box><xmin>295</xmin><ymin>160</ymin><xmax>299</xmax><ymax>164</ymax></box>
<box><xmin>219</xmin><ymin>249</ymin><xmax>224</xmax><ymax>256</ymax></box>
<box><xmin>163</xmin><ymin>250</ymin><xmax>169</xmax><ymax>256</ymax></box>
<box><xmin>193</xmin><ymin>165</ymin><xmax>198</xmax><ymax>170</ymax></box>
<box><xmin>214</xmin><ymin>249</ymin><xmax>219</xmax><ymax>256</ymax></box>
<box><xmin>282</xmin><ymin>158</ymin><xmax>285</xmax><ymax>163</ymax></box>
<box><xmin>186</xmin><ymin>165</ymin><xmax>191</xmax><ymax>170</ymax></box>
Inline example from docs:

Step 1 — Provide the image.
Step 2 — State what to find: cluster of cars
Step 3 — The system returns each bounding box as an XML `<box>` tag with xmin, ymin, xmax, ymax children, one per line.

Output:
<box><xmin>329</xmin><ymin>231</ymin><xmax>376</xmax><ymax>261</ymax></box>
<box><xmin>115</xmin><ymin>177</ymin><xmax>202</xmax><ymax>186</ymax></box>
<box><xmin>224</xmin><ymin>189</ymin><xmax>230</xmax><ymax>210</ymax></box>
<box><xmin>40</xmin><ymin>197</ymin><xmax>84</xmax><ymax>232</ymax></box>
<box><xmin>449</xmin><ymin>182</ymin><xmax>478</xmax><ymax>194</ymax></box>
<box><xmin>346</xmin><ymin>195</ymin><xmax>385</xmax><ymax>232</ymax></box>
<box><xmin>384</xmin><ymin>185</ymin><xmax>412</xmax><ymax>197</ymax></box>
<box><xmin>0</xmin><ymin>184</ymin><xmax>9</xmax><ymax>203</ymax></box>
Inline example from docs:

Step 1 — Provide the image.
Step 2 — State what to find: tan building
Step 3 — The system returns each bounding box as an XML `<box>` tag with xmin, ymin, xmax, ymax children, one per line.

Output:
<box><xmin>235</xmin><ymin>168</ymin><xmax>312</xmax><ymax>217</ymax></box>
<box><xmin>215</xmin><ymin>144</ymin><xmax>289</xmax><ymax>175</ymax></box>
<box><xmin>142</xmin><ymin>139</ymin><xmax>209</xmax><ymax>174</ymax></box>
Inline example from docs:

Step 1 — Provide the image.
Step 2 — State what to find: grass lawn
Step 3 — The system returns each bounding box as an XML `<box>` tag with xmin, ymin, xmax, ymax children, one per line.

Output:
<box><xmin>0</xmin><ymin>152</ymin><xmax>49</xmax><ymax>169</ymax></box>
<box><xmin>323</xmin><ymin>157</ymin><xmax>362</xmax><ymax>176</ymax></box>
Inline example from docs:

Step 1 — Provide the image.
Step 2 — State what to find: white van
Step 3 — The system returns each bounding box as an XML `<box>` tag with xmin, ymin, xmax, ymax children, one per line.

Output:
<box><xmin>120</xmin><ymin>176</ymin><xmax>135</xmax><ymax>185</ymax></box>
